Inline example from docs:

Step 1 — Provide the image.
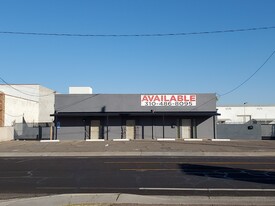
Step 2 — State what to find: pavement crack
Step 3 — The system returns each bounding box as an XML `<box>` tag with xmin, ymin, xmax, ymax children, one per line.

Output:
<box><xmin>67</xmin><ymin>194</ymin><xmax>72</xmax><ymax>205</ymax></box>
<box><xmin>116</xmin><ymin>193</ymin><xmax>121</xmax><ymax>201</ymax></box>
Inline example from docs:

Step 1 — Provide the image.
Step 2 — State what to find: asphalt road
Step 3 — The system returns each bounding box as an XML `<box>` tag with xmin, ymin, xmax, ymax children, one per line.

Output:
<box><xmin>1</xmin><ymin>156</ymin><xmax>275</xmax><ymax>199</ymax></box>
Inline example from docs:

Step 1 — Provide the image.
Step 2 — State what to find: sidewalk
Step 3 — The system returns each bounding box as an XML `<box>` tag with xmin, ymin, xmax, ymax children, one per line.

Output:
<box><xmin>0</xmin><ymin>139</ymin><xmax>275</xmax><ymax>157</ymax></box>
<box><xmin>1</xmin><ymin>193</ymin><xmax>275</xmax><ymax>206</ymax></box>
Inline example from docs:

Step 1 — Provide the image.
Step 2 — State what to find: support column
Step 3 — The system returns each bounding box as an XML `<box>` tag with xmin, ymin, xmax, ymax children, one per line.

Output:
<box><xmin>162</xmin><ymin>115</ymin><xmax>165</xmax><ymax>139</ymax></box>
<box><xmin>151</xmin><ymin>116</ymin><xmax>154</xmax><ymax>139</ymax></box>
<box><xmin>83</xmin><ymin>119</ymin><xmax>86</xmax><ymax>140</ymax></box>
<box><xmin>106</xmin><ymin>115</ymin><xmax>109</xmax><ymax>140</ymax></box>
<box><xmin>192</xmin><ymin>119</ymin><xmax>197</xmax><ymax>139</ymax></box>
<box><xmin>54</xmin><ymin>112</ymin><xmax>58</xmax><ymax>140</ymax></box>
<box><xmin>213</xmin><ymin>116</ymin><xmax>216</xmax><ymax>139</ymax></box>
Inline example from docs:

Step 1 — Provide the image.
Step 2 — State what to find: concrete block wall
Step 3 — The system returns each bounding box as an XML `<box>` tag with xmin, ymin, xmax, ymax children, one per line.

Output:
<box><xmin>217</xmin><ymin>124</ymin><xmax>262</xmax><ymax>140</ymax></box>
<box><xmin>261</xmin><ymin>124</ymin><xmax>275</xmax><ymax>140</ymax></box>
<box><xmin>0</xmin><ymin>127</ymin><xmax>14</xmax><ymax>141</ymax></box>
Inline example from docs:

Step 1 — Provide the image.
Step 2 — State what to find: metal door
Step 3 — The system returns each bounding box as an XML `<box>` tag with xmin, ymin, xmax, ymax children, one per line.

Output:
<box><xmin>126</xmin><ymin>120</ymin><xmax>135</xmax><ymax>139</ymax></box>
<box><xmin>181</xmin><ymin>119</ymin><xmax>191</xmax><ymax>139</ymax></box>
<box><xmin>90</xmin><ymin>120</ymin><xmax>100</xmax><ymax>139</ymax></box>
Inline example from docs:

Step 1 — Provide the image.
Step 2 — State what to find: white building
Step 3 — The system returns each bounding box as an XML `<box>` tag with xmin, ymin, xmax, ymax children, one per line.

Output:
<box><xmin>0</xmin><ymin>84</ymin><xmax>55</xmax><ymax>127</ymax></box>
<box><xmin>217</xmin><ymin>105</ymin><xmax>275</xmax><ymax>124</ymax></box>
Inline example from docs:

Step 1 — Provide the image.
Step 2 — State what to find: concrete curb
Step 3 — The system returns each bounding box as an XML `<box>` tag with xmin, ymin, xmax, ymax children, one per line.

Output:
<box><xmin>40</xmin><ymin>140</ymin><xmax>60</xmax><ymax>143</ymax></box>
<box><xmin>183</xmin><ymin>139</ymin><xmax>203</xmax><ymax>141</ymax></box>
<box><xmin>1</xmin><ymin>151</ymin><xmax>275</xmax><ymax>157</ymax></box>
<box><xmin>157</xmin><ymin>138</ymin><xmax>176</xmax><ymax>141</ymax></box>
<box><xmin>211</xmin><ymin>139</ymin><xmax>231</xmax><ymax>141</ymax></box>
<box><xmin>113</xmin><ymin>139</ymin><xmax>130</xmax><ymax>141</ymax></box>
<box><xmin>85</xmin><ymin>139</ymin><xmax>105</xmax><ymax>142</ymax></box>
<box><xmin>1</xmin><ymin>193</ymin><xmax>275</xmax><ymax>206</ymax></box>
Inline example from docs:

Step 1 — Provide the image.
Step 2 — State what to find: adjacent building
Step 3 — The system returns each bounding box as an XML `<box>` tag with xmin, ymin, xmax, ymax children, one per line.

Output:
<box><xmin>0</xmin><ymin>84</ymin><xmax>55</xmax><ymax>141</ymax></box>
<box><xmin>52</xmin><ymin>93</ymin><xmax>218</xmax><ymax>140</ymax></box>
<box><xmin>217</xmin><ymin>105</ymin><xmax>275</xmax><ymax>140</ymax></box>
<box><xmin>0</xmin><ymin>84</ymin><xmax>55</xmax><ymax>127</ymax></box>
<box><xmin>217</xmin><ymin>105</ymin><xmax>275</xmax><ymax>124</ymax></box>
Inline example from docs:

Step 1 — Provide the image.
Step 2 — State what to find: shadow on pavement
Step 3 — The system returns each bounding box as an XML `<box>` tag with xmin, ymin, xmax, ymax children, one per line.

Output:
<box><xmin>179</xmin><ymin>163</ymin><xmax>275</xmax><ymax>185</ymax></box>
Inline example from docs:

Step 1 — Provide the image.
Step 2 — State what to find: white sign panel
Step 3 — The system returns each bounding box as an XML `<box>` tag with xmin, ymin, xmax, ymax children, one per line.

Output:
<box><xmin>141</xmin><ymin>95</ymin><xmax>196</xmax><ymax>107</ymax></box>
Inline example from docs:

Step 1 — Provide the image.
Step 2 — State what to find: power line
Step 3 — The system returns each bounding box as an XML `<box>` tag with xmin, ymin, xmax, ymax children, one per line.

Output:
<box><xmin>0</xmin><ymin>77</ymin><xmax>55</xmax><ymax>97</ymax></box>
<box><xmin>220</xmin><ymin>49</ymin><xmax>275</xmax><ymax>97</ymax></box>
<box><xmin>56</xmin><ymin>94</ymin><xmax>100</xmax><ymax>111</ymax></box>
<box><xmin>192</xmin><ymin>48</ymin><xmax>275</xmax><ymax>111</ymax></box>
<box><xmin>0</xmin><ymin>26</ymin><xmax>275</xmax><ymax>38</ymax></box>
<box><xmin>57</xmin><ymin>48</ymin><xmax>275</xmax><ymax>112</ymax></box>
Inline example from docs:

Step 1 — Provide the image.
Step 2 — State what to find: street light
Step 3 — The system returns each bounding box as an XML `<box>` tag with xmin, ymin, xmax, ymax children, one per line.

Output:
<box><xmin>243</xmin><ymin>102</ymin><xmax>247</xmax><ymax>123</ymax></box>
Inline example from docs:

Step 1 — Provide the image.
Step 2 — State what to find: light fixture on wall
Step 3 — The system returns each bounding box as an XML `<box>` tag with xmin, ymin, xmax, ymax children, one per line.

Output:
<box><xmin>248</xmin><ymin>125</ymin><xmax>253</xmax><ymax>130</ymax></box>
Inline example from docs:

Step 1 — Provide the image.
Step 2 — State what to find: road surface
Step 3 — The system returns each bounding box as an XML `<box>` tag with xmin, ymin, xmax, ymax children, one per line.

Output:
<box><xmin>0</xmin><ymin>156</ymin><xmax>275</xmax><ymax>199</ymax></box>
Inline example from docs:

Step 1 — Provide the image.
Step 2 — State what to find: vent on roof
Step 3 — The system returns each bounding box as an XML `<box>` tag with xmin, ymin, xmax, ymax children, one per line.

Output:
<box><xmin>69</xmin><ymin>87</ymin><xmax>93</xmax><ymax>94</ymax></box>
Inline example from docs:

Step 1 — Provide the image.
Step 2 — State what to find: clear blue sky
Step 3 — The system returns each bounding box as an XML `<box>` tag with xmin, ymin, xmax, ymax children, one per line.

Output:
<box><xmin>0</xmin><ymin>0</ymin><xmax>274</xmax><ymax>105</ymax></box>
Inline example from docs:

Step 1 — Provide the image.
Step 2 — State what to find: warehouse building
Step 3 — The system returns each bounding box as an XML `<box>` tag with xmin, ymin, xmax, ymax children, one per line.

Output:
<box><xmin>217</xmin><ymin>105</ymin><xmax>275</xmax><ymax>140</ymax></box>
<box><xmin>0</xmin><ymin>84</ymin><xmax>55</xmax><ymax>126</ymax></box>
<box><xmin>0</xmin><ymin>84</ymin><xmax>55</xmax><ymax>141</ymax></box>
<box><xmin>217</xmin><ymin>105</ymin><xmax>275</xmax><ymax>124</ymax></box>
<box><xmin>53</xmin><ymin>93</ymin><xmax>218</xmax><ymax>140</ymax></box>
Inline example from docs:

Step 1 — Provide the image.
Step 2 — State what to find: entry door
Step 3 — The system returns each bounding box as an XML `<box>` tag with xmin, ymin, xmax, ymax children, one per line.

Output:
<box><xmin>126</xmin><ymin>120</ymin><xmax>135</xmax><ymax>140</ymax></box>
<box><xmin>181</xmin><ymin>119</ymin><xmax>191</xmax><ymax>139</ymax></box>
<box><xmin>90</xmin><ymin>120</ymin><xmax>101</xmax><ymax>139</ymax></box>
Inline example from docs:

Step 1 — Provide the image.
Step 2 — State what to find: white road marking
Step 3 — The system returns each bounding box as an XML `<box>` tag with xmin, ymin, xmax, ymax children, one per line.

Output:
<box><xmin>36</xmin><ymin>186</ymin><xmax>137</xmax><ymax>190</ymax></box>
<box><xmin>105</xmin><ymin>161</ymin><xmax>275</xmax><ymax>165</ymax></box>
<box><xmin>139</xmin><ymin>188</ymin><xmax>275</xmax><ymax>192</ymax></box>
<box><xmin>120</xmin><ymin>168</ymin><xmax>180</xmax><ymax>171</ymax></box>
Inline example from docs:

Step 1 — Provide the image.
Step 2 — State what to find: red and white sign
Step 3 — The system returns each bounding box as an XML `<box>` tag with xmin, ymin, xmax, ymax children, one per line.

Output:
<box><xmin>141</xmin><ymin>95</ymin><xmax>196</xmax><ymax>107</ymax></box>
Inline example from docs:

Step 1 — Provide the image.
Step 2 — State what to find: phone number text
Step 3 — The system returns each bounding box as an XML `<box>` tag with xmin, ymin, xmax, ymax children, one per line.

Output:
<box><xmin>141</xmin><ymin>101</ymin><xmax>195</xmax><ymax>106</ymax></box>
